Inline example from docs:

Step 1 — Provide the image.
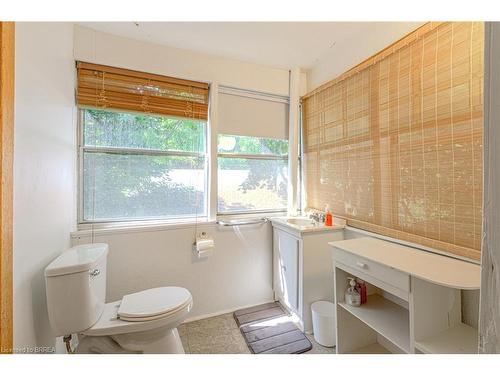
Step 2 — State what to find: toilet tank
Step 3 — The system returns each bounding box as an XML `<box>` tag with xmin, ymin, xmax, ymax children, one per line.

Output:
<box><xmin>45</xmin><ymin>243</ymin><xmax>108</xmax><ymax>337</ymax></box>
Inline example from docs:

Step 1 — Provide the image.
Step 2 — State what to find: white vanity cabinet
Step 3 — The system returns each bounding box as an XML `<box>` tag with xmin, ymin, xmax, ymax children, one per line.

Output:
<box><xmin>271</xmin><ymin>218</ymin><xmax>345</xmax><ymax>332</ymax></box>
<box><xmin>273</xmin><ymin>229</ymin><xmax>300</xmax><ymax>312</ymax></box>
<box><xmin>330</xmin><ymin>237</ymin><xmax>481</xmax><ymax>354</ymax></box>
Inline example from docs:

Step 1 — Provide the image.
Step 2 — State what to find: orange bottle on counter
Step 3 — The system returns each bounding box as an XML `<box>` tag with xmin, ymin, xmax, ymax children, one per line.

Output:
<box><xmin>325</xmin><ymin>204</ymin><xmax>333</xmax><ymax>226</ymax></box>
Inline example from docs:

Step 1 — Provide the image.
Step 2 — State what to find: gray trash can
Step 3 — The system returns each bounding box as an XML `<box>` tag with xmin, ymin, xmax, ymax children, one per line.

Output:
<box><xmin>311</xmin><ymin>301</ymin><xmax>336</xmax><ymax>347</ymax></box>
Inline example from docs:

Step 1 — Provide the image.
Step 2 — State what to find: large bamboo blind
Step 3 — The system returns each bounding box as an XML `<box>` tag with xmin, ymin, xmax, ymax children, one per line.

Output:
<box><xmin>76</xmin><ymin>62</ymin><xmax>209</xmax><ymax>120</ymax></box>
<box><xmin>302</xmin><ymin>22</ymin><xmax>484</xmax><ymax>260</ymax></box>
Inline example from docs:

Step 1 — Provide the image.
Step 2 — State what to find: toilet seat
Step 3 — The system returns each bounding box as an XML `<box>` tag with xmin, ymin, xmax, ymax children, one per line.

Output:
<box><xmin>83</xmin><ymin>287</ymin><xmax>193</xmax><ymax>337</ymax></box>
<box><xmin>118</xmin><ymin>287</ymin><xmax>191</xmax><ymax>322</ymax></box>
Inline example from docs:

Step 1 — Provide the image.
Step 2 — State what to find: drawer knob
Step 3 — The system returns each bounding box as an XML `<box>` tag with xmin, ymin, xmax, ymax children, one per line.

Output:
<box><xmin>356</xmin><ymin>262</ymin><xmax>367</xmax><ymax>269</ymax></box>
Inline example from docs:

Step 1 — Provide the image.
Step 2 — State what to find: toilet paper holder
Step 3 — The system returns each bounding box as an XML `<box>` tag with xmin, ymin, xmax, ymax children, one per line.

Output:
<box><xmin>193</xmin><ymin>232</ymin><xmax>214</xmax><ymax>258</ymax></box>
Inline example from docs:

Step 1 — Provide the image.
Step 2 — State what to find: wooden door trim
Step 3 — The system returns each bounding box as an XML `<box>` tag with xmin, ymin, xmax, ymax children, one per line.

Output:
<box><xmin>0</xmin><ymin>21</ymin><xmax>14</xmax><ymax>354</ymax></box>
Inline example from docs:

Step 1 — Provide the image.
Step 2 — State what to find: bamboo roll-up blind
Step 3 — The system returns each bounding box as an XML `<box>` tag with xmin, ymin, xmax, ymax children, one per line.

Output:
<box><xmin>302</xmin><ymin>22</ymin><xmax>484</xmax><ymax>260</ymax></box>
<box><xmin>76</xmin><ymin>62</ymin><xmax>209</xmax><ymax>120</ymax></box>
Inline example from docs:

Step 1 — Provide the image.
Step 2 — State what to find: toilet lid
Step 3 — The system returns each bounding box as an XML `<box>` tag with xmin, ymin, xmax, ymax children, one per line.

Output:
<box><xmin>117</xmin><ymin>287</ymin><xmax>192</xmax><ymax>320</ymax></box>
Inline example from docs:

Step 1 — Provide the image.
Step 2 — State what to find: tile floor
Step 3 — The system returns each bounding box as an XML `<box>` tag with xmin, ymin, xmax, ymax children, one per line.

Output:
<box><xmin>178</xmin><ymin>313</ymin><xmax>335</xmax><ymax>354</ymax></box>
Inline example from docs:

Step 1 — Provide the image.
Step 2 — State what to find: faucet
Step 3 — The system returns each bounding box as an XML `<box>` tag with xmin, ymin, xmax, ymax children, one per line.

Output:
<box><xmin>309</xmin><ymin>212</ymin><xmax>325</xmax><ymax>224</ymax></box>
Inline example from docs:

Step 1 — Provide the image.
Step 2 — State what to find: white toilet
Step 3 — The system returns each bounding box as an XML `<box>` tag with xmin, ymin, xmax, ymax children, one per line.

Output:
<box><xmin>44</xmin><ymin>243</ymin><xmax>193</xmax><ymax>354</ymax></box>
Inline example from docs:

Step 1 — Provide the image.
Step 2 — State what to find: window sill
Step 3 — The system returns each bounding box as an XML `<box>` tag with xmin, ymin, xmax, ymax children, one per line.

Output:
<box><xmin>72</xmin><ymin>218</ymin><xmax>217</xmax><ymax>238</ymax></box>
<box><xmin>71</xmin><ymin>212</ymin><xmax>283</xmax><ymax>238</ymax></box>
<box><xmin>216</xmin><ymin>210</ymin><xmax>286</xmax><ymax>219</ymax></box>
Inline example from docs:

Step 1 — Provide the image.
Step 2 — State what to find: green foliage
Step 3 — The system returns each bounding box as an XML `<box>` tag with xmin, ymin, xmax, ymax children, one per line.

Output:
<box><xmin>218</xmin><ymin>134</ymin><xmax>288</xmax><ymax>169</ymax></box>
<box><xmin>81</xmin><ymin>109</ymin><xmax>288</xmax><ymax>220</ymax></box>
<box><xmin>84</xmin><ymin>109</ymin><xmax>206</xmax><ymax>152</ymax></box>
<box><xmin>217</xmin><ymin>135</ymin><xmax>288</xmax><ymax>202</ymax></box>
<box><xmin>84</xmin><ymin>153</ymin><xmax>205</xmax><ymax>221</ymax></box>
<box><xmin>83</xmin><ymin>109</ymin><xmax>206</xmax><ymax>220</ymax></box>
<box><xmin>218</xmin><ymin>134</ymin><xmax>288</xmax><ymax>154</ymax></box>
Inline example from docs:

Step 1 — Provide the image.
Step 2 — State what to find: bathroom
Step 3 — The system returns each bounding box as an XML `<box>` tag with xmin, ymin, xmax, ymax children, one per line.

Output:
<box><xmin>1</xmin><ymin>1</ymin><xmax>500</xmax><ymax>373</ymax></box>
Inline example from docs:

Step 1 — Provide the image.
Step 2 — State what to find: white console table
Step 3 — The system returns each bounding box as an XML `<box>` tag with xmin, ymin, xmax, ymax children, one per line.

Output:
<box><xmin>329</xmin><ymin>237</ymin><xmax>480</xmax><ymax>354</ymax></box>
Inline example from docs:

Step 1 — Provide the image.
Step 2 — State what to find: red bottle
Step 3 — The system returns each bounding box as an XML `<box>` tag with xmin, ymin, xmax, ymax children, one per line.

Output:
<box><xmin>325</xmin><ymin>204</ymin><xmax>333</xmax><ymax>226</ymax></box>
<box><xmin>359</xmin><ymin>280</ymin><xmax>367</xmax><ymax>304</ymax></box>
<box><xmin>354</xmin><ymin>279</ymin><xmax>367</xmax><ymax>304</ymax></box>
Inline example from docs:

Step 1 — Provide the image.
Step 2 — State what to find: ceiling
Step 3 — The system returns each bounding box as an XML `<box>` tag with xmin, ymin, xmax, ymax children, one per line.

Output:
<box><xmin>79</xmin><ymin>22</ymin><xmax>422</xmax><ymax>70</ymax></box>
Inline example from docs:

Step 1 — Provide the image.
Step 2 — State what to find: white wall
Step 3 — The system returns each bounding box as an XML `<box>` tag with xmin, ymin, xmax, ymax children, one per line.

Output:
<box><xmin>13</xmin><ymin>23</ymin><xmax>76</xmax><ymax>350</ymax></box>
<box><xmin>306</xmin><ymin>22</ymin><xmax>424</xmax><ymax>91</ymax></box>
<box><xmin>73</xmin><ymin>223</ymin><xmax>274</xmax><ymax>320</ymax></box>
<box><xmin>74</xmin><ymin>25</ymin><xmax>291</xmax><ymax>97</ymax></box>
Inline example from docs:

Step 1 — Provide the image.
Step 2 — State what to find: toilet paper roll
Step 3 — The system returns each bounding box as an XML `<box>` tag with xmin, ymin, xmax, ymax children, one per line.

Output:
<box><xmin>197</xmin><ymin>248</ymin><xmax>213</xmax><ymax>259</ymax></box>
<box><xmin>195</xmin><ymin>238</ymin><xmax>214</xmax><ymax>251</ymax></box>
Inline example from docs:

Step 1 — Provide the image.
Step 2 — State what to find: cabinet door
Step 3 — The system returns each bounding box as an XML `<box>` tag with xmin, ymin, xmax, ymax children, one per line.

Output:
<box><xmin>276</xmin><ymin>230</ymin><xmax>299</xmax><ymax>311</ymax></box>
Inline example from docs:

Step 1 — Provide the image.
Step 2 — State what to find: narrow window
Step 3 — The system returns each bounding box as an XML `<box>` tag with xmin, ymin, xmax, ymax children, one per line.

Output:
<box><xmin>216</xmin><ymin>87</ymin><xmax>290</xmax><ymax>215</ymax></box>
<box><xmin>217</xmin><ymin>134</ymin><xmax>288</xmax><ymax>214</ymax></box>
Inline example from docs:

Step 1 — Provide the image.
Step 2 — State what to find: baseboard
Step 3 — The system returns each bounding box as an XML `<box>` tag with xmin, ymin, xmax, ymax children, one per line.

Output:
<box><xmin>183</xmin><ymin>299</ymin><xmax>276</xmax><ymax>323</ymax></box>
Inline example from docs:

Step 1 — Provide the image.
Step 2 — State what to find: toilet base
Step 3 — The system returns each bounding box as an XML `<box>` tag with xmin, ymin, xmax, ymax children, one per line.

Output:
<box><xmin>77</xmin><ymin>327</ymin><xmax>185</xmax><ymax>354</ymax></box>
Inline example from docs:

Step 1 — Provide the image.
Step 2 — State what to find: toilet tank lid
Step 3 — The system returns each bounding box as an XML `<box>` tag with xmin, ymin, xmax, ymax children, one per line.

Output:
<box><xmin>45</xmin><ymin>243</ymin><xmax>109</xmax><ymax>277</ymax></box>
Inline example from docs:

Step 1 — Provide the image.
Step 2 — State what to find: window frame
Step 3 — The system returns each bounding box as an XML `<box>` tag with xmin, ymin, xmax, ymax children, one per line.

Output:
<box><xmin>77</xmin><ymin>108</ymin><xmax>209</xmax><ymax>225</ymax></box>
<box><xmin>216</xmin><ymin>136</ymin><xmax>289</xmax><ymax>216</ymax></box>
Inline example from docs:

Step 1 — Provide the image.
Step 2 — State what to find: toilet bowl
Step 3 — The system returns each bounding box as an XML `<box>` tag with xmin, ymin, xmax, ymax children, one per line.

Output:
<box><xmin>45</xmin><ymin>243</ymin><xmax>192</xmax><ymax>354</ymax></box>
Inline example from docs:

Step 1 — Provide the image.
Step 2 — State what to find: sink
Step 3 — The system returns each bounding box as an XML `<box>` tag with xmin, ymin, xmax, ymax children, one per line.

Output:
<box><xmin>286</xmin><ymin>218</ymin><xmax>315</xmax><ymax>226</ymax></box>
<box><xmin>270</xmin><ymin>216</ymin><xmax>346</xmax><ymax>234</ymax></box>
<box><xmin>271</xmin><ymin>216</ymin><xmax>346</xmax><ymax>235</ymax></box>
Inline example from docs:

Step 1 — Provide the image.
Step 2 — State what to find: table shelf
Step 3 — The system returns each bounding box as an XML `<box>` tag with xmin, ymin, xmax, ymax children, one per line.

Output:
<box><xmin>332</xmin><ymin>237</ymin><xmax>479</xmax><ymax>354</ymax></box>
<box><xmin>338</xmin><ymin>294</ymin><xmax>410</xmax><ymax>353</ymax></box>
<box><xmin>415</xmin><ymin>323</ymin><xmax>478</xmax><ymax>354</ymax></box>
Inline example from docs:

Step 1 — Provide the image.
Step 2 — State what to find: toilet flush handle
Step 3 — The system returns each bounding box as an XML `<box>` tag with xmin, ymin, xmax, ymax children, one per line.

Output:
<box><xmin>89</xmin><ymin>269</ymin><xmax>100</xmax><ymax>277</ymax></box>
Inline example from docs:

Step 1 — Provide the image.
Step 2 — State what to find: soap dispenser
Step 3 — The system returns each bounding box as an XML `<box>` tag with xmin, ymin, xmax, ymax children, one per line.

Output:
<box><xmin>324</xmin><ymin>204</ymin><xmax>333</xmax><ymax>226</ymax></box>
<box><xmin>345</xmin><ymin>277</ymin><xmax>361</xmax><ymax>306</ymax></box>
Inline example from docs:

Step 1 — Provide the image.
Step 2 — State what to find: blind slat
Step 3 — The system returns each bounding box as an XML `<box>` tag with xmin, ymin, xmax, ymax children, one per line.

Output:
<box><xmin>76</xmin><ymin>62</ymin><xmax>209</xmax><ymax>120</ymax></box>
<box><xmin>302</xmin><ymin>22</ymin><xmax>484</xmax><ymax>260</ymax></box>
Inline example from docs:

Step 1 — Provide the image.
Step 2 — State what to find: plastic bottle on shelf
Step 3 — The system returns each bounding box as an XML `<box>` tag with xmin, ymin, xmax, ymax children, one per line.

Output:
<box><xmin>345</xmin><ymin>277</ymin><xmax>361</xmax><ymax>306</ymax></box>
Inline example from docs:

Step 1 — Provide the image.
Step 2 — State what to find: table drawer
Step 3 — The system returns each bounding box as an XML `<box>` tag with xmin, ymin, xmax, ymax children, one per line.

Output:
<box><xmin>333</xmin><ymin>247</ymin><xmax>410</xmax><ymax>293</ymax></box>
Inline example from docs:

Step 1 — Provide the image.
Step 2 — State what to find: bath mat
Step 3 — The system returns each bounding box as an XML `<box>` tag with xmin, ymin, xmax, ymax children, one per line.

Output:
<box><xmin>233</xmin><ymin>302</ymin><xmax>312</xmax><ymax>354</ymax></box>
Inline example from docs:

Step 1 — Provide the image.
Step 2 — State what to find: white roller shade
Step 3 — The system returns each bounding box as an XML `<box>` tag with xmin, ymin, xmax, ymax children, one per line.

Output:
<box><xmin>218</xmin><ymin>87</ymin><xmax>289</xmax><ymax>140</ymax></box>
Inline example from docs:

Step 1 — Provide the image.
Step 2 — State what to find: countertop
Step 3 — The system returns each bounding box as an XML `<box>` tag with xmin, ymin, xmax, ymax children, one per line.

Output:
<box><xmin>329</xmin><ymin>237</ymin><xmax>480</xmax><ymax>290</ymax></box>
<box><xmin>270</xmin><ymin>216</ymin><xmax>346</xmax><ymax>235</ymax></box>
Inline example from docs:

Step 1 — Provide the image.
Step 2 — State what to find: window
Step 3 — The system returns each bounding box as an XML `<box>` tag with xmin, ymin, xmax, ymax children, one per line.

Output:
<box><xmin>75</xmin><ymin>63</ymin><xmax>292</xmax><ymax>223</ymax></box>
<box><xmin>76</xmin><ymin>62</ymin><xmax>209</xmax><ymax>224</ymax></box>
<box><xmin>217</xmin><ymin>134</ymin><xmax>288</xmax><ymax>214</ymax></box>
<box><xmin>80</xmin><ymin>109</ymin><xmax>207</xmax><ymax>222</ymax></box>
<box><xmin>301</xmin><ymin>22</ymin><xmax>484</xmax><ymax>260</ymax></box>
